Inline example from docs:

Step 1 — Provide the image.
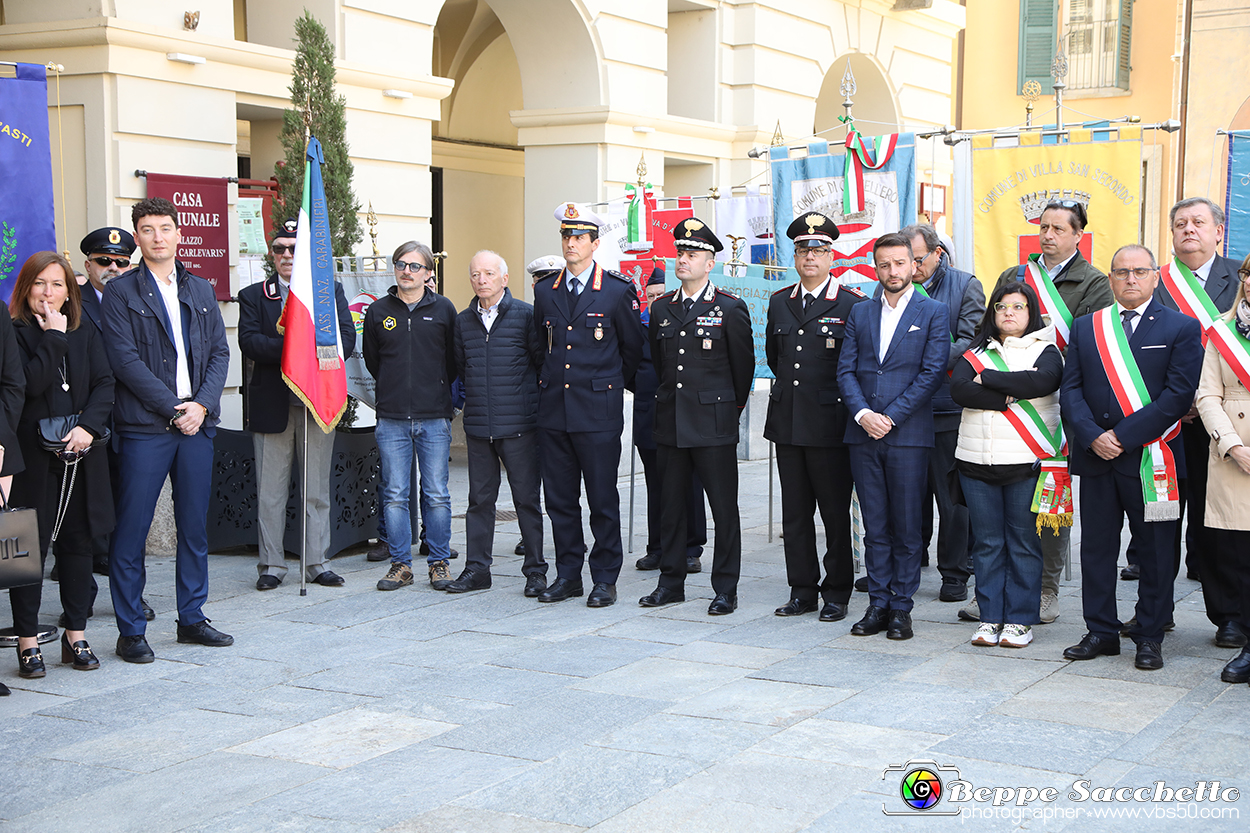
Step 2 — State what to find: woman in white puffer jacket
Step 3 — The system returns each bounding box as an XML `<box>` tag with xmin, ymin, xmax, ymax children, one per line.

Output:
<box><xmin>950</xmin><ymin>281</ymin><xmax>1063</xmax><ymax>649</ymax></box>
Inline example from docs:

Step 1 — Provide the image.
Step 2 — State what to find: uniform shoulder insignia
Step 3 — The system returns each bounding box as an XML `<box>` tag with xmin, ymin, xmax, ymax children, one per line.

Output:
<box><xmin>604</xmin><ymin>269</ymin><xmax>632</xmax><ymax>283</ymax></box>
<box><xmin>844</xmin><ymin>285</ymin><xmax>867</xmax><ymax>298</ymax></box>
<box><xmin>715</xmin><ymin>287</ymin><xmax>741</xmax><ymax>300</ymax></box>
<box><xmin>772</xmin><ymin>284</ymin><xmax>798</xmax><ymax>300</ymax></box>
<box><xmin>660</xmin><ymin>289</ymin><xmax>678</xmax><ymax>300</ymax></box>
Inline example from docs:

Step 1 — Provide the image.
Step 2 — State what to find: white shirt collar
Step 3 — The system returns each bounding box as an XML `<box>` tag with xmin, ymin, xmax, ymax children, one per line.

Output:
<box><xmin>800</xmin><ymin>275</ymin><xmax>832</xmax><ymax>300</ymax></box>
<box><xmin>681</xmin><ymin>280</ymin><xmax>711</xmax><ymax>303</ymax></box>
<box><xmin>880</xmin><ymin>283</ymin><xmax>915</xmax><ymax>311</ymax></box>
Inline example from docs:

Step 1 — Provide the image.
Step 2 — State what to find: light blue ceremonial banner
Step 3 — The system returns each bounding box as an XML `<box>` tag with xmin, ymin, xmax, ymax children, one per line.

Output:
<box><xmin>0</xmin><ymin>63</ymin><xmax>56</xmax><ymax>301</ymax></box>
<box><xmin>1225</xmin><ymin>131</ymin><xmax>1250</xmax><ymax>265</ymax></box>
<box><xmin>769</xmin><ymin>135</ymin><xmax>916</xmax><ymax>280</ymax></box>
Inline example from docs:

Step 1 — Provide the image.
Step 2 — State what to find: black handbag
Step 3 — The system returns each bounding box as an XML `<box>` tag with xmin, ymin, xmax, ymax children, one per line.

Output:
<box><xmin>0</xmin><ymin>489</ymin><xmax>41</xmax><ymax>590</ymax></box>
<box><xmin>38</xmin><ymin>414</ymin><xmax>109</xmax><ymax>459</ymax></box>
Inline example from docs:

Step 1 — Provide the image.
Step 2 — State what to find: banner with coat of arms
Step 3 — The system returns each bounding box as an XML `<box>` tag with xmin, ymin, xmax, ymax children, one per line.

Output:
<box><xmin>969</xmin><ymin>128</ymin><xmax>1142</xmax><ymax>280</ymax></box>
<box><xmin>0</xmin><ymin>63</ymin><xmax>57</xmax><ymax>302</ymax></box>
<box><xmin>1224</xmin><ymin>130</ymin><xmax>1250</xmax><ymax>265</ymax></box>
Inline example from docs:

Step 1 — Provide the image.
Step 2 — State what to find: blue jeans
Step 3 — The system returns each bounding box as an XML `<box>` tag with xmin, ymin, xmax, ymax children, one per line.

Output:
<box><xmin>960</xmin><ymin>472</ymin><xmax>1043</xmax><ymax>625</ymax></box>
<box><xmin>375</xmin><ymin>418</ymin><xmax>451</xmax><ymax>566</ymax></box>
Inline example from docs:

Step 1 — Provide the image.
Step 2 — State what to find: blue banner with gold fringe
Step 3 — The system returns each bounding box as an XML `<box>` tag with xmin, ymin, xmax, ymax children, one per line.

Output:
<box><xmin>1225</xmin><ymin>131</ymin><xmax>1250</xmax><ymax>265</ymax></box>
<box><xmin>0</xmin><ymin>63</ymin><xmax>56</xmax><ymax>301</ymax></box>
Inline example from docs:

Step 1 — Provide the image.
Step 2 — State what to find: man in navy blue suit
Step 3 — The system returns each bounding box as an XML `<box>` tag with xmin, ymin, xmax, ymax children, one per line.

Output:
<box><xmin>532</xmin><ymin>202</ymin><xmax>643</xmax><ymax>607</ymax></box>
<box><xmin>837</xmin><ymin>232</ymin><xmax>949</xmax><ymax>640</ymax></box>
<box><xmin>1060</xmin><ymin>244</ymin><xmax>1204</xmax><ymax>670</ymax></box>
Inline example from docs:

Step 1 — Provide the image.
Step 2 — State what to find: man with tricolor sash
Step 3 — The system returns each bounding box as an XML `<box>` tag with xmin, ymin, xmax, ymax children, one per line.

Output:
<box><xmin>1059</xmin><ymin>245</ymin><xmax>1203</xmax><ymax>671</ymax></box>
<box><xmin>992</xmin><ymin>200</ymin><xmax>1113</xmax><ymax>626</ymax></box>
<box><xmin>1155</xmin><ymin>197</ymin><xmax>1246</xmax><ymax>649</ymax></box>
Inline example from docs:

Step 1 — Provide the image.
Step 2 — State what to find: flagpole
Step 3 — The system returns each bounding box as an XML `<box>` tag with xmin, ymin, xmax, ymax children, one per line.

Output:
<box><xmin>300</xmin><ymin>416</ymin><xmax>308</xmax><ymax>596</ymax></box>
<box><xmin>627</xmin><ymin>446</ymin><xmax>636</xmax><ymax>553</ymax></box>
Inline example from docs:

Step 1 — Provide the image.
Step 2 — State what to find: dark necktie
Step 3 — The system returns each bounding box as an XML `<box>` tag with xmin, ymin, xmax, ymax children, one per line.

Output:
<box><xmin>804</xmin><ymin>292</ymin><xmax>815</xmax><ymax>310</ymax></box>
<box><xmin>683</xmin><ymin>298</ymin><xmax>694</xmax><ymax>314</ymax></box>
<box><xmin>569</xmin><ymin>277</ymin><xmax>581</xmax><ymax>296</ymax></box>
<box><xmin>1121</xmin><ymin>308</ymin><xmax>1137</xmax><ymax>339</ymax></box>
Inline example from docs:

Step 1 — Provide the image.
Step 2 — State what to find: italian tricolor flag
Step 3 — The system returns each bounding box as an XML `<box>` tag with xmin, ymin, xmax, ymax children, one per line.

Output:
<box><xmin>276</xmin><ymin>136</ymin><xmax>348</xmax><ymax>432</ymax></box>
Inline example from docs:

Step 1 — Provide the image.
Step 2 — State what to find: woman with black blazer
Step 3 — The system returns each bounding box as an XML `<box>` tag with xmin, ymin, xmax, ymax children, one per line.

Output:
<box><xmin>9</xmin><ymin>251</ymin><xmax>114</xmax><ymax>676</ymax></box>
<box><xmin>0</xmin><ymin>289</ymin><xmax>24</xmax><ymax>695</ymax></box>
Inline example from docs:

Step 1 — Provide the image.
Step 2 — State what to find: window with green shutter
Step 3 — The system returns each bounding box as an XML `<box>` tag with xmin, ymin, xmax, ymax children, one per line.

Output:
<box><xmin>1065</xmin><ymin>0</ymin><xmax>1133</xmax><ymax>91</ymax></box>
<box><xmin>1019</xmin><ymin>0</ymin><xmax>1060</xmax><ymax>92</ymax></box>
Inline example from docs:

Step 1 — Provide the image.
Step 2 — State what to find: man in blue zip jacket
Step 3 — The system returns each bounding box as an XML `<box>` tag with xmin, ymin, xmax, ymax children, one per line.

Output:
<box><xmin>102</xmin><ymin>197</ymin><xmax>232</xmax><ymax>663</ymax></box>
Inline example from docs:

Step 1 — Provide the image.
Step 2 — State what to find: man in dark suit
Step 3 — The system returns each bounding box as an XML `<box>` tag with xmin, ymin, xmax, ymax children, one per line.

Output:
<box><xmin>632</xmin><ymin>264</ymin><xmax>707</xmax><ymax>575</ymax></box>
<box><xmin>638</xmin><ymin>218</ymin><xmax>753</xmax><ymax>615</ymax></box>
<box><xmin>237</xmin><ymin>218</ymin><xmax>352</xmax><ymax>591</ymax></box>
<box><xmin>102</xmin><ymin>197</ymin><xmax>233</xmax><ymax>662</ymax></box>
<box><xmin>1155</xmin><ymin>197</ymin><xmax>1245</xmax><ymax>647</ymax></box>
<box><xmin>1060</xmin><ymin>244</ymin><xmax>1204</xmax><ymax>671</ymax></box>
<box><xmin>766</xmin><ymin>212</ymin><xmax>866</xmax><ymax>622</ymax></box>
<box><xmin>837</xmin><ymin>232</ymin><xmax>949</xmax><ymax>640</ymax></box>
<box><xmin>532</xmin><ymin>202</ymin><xmax>643</xmax><ymax>607</ymax></box>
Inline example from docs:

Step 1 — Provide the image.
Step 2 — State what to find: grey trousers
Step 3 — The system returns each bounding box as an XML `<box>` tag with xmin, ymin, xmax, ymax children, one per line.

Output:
<box><xmin>254</xmin><ymin>404</ymin><xmax>333</xmax><ymax>581</ymax></box>
<box><xmin>1040</xmin><ymin>524</ymin><xmax>1069</xmax><ymax>597</ymax></box>
<box><xmin>465</xmin><ymin>433</ymin><xmax>547</xmax><ymax>577</ymax></box>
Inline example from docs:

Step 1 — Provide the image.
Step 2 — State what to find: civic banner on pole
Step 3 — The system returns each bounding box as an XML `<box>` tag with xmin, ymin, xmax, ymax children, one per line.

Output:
<box><xmin>145</xmin><ymin>172</ymin><xmax>231</xmax><ymax>300</ymax></box>
<box><xmin>0</xmin><ymin>63</ymin><xmax>56</xmax><ymax>302</ymax></box>
<box><xmin>770</xmin><ymin>136</ymin><xmax>916</xmax><ymax>280</ymax></box>
<box><xmin>714</xmin><ymin>188</ymin><xmax>775</xmax><ymax>265</ymax></box>
<box><xmin>1224</xmin><ymin>131</ymin><xmax>1250</xmax><ymax>265</ymax></box>
<box><xmin>970</xmin><ymin>128</ymin><xmax>1141</xmax><ymax>281</ymax></box>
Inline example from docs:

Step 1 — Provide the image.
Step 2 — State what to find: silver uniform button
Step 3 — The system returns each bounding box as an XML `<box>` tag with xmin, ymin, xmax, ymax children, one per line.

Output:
<box><xmin>796</xmin><ymin>345</ymin><xmax>803</xmax><ymax>351</ymax></box>
<box><xmin>798</xmin><ymin>329</ymin><xmax>804</xmax><ymax>335</ymax></box>
<box><xmin>680</xmin><ymin>331</ymin><xmax>686</xmax><ymax>337</ymax></box>
<box><xmin>677</xmin><ymin>382</ymin><xmax>683</xmax><ymax>388</ymax></box>
<box><xmin>793</xmin><ymin>380</ymin><xmax>799</xmax><ymax>386</ymax></box>
<box><xmin>677</xmin><ymin>365</ymin><xmax>683</xmax><ymax>371</ymax></box>
<box><xmin>679</xmin><ymin>348</ymin><xmax>685</xmax><ymax>354</ymax></box>
<box><xmin>794</xmin><ymin>363</ymin><xmax>800</xmax><ymax>369</ymax></box>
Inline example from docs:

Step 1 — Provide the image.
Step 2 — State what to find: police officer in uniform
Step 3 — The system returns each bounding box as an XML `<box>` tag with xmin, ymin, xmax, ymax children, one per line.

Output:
<box><xmin>766</xmin><ymin>212</ymin><xmax>867</xmax><ymax>622</ymax></box>
<box><xmin>639</xmin><ymin>218</ymin><xmax>753</xmax><ymax>615</ymax></box>
<box><xmin>532</xmin><ymin>202</ymin><xmax>644</xmax><ymax>607</ymax></box>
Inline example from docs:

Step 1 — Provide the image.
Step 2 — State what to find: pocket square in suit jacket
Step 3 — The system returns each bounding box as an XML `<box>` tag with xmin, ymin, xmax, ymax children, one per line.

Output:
<box><xmin>908</xmin><ymin>324</ymin><xmax>921</xmax><ymax>332</ymax></box>
<box><xmin>1140</xmin><ymin>344</ymin><xmax>1166</xmax><ymax>349</ymax></box>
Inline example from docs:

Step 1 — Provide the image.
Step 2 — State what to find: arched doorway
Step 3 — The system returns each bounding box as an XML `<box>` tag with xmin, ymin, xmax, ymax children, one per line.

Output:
<box><xmin>813</xmin><ymin>53</ymin><xmax>901</xmax><ymax>142</ymax></box>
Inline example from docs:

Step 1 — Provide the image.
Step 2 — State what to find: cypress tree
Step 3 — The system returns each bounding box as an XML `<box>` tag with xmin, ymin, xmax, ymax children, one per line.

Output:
<box><xmin>273</xmin><ymin>11</ymin><xmax>361</xmax><ymax>256</ymax></box>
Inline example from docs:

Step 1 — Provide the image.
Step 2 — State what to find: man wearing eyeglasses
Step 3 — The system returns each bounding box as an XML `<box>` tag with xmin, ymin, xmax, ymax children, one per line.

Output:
<box><xmin>989</xmin><ymin>199</ymin><xmax>1114</xmax><ymax>626</ymax></box>
<box><xmin>363</xmin><ymin>241</ymin><xmax>459</xmax><ymax>592</ymax></box>
<box><xmin>1155</xmin><ymin>197</ymin><xmax>1245</xmax><ymax>647</ymax></box>
<box><xmin>764</xmin><ymin>212</ymin><xmax>866</xmax><ymax>623</ymax></box>
<box><xmin>899</xmin><ymin>223</ymin><xmax>984</xmax><ymax>605</ymax></box>
<box><xmin>237</xmin><ymin>218</ymin><xmax>353</xmax><ymax>592</ymax></box>
<box><xmin>1060</xmin><ymin>245</ymin><xmax>1203</xmax><ymax>671</ymax></box>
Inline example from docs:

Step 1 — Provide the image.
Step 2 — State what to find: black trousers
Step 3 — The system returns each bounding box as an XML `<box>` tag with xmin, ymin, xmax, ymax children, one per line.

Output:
<box><xmin>465</xmin><ymin>433</ymin><xmax>547</xmax><ymax>577</ymax></box>
<box><xmin>926</xmin><ymin>428</ymin><xmax>970</xmax><ymax>585</ymax></box>
<box><xmin>776</xmin><ymin>443</ymin><xmax>854</xmax><ymax>604</ymax></box>
<box><xmin>656</xmin><ymin>443</ymin><xmax>741</xmax><ymax>595</ymax></box>
<box><xmin>1211</xmin><ymin>528</ymin><xmax>1250</xmax><ymax>631</ymax></box>
<box><xmin>539</xmin><ymin>428</ymin><xmax>624</xmax><ymax>585</ymax></box>
<box><xmin>1079</xmin><ymin>468</ymin><xmax>1177</xmax><ymax>644</ymax></box>
<box><xmin>1181</xmin><ymin>418</ymin><xmax>1226</xmax><ymax>623</ymax></box>
<box><xmin>637</xmin><ymin>445</ymin><xmax>706</xmax><ymax>558</ymax></box>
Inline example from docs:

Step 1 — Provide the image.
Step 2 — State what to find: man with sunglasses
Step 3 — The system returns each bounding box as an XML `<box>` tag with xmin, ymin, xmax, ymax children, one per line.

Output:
<box><xmin>237</xmin><ymin>218</ymin><xmax>353</xmax><ymax>592</ymax></box>
<box><xmin>363</xmin><ymin>241</ymin><xmax>458</xmax><ymax>592</ymax></box>
<box><xmin>988</xmin><ymin>199</ymin><xmax>1113</xmax><ymax>626</ymax></box>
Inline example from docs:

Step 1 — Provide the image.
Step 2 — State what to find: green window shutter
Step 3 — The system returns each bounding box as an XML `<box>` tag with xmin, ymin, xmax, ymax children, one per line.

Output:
<box><xmin>1115</xmin><ymin>0</ymin><xmax>1133</xmax><ymax>90</ymax></box>
<box><xmin>1018</xmin><ymin>0</ymin><xmax>1059</xmax><ymax>92</ymax></box>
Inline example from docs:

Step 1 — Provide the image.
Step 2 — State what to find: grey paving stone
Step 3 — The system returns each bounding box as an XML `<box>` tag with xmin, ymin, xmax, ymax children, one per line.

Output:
<box><xmin>159</xmin><ymin>653</ymin><xmax>322</xmax><ymax>692</ymax></box>
<box><xmin>299</xmin><ymin>660</ymin><xmax>573</xmax><ymax>705</ymax></box>
<box><xmin>457</xmin><ymin>746</ymin><xmax>703</xmax><ymax>828</ymax></box>
<box><xmin>229</xmin><ymin>706</ymin><xmax>456</xmax><ymax>768</ymax></box>
<box><xmin>590</xmin><ymin>712</ymin><xmax>781</xmax><ymax>765</ymax></box>
<box><xmin>897</xmin><ymin>650</ymin><xmax>1068</xmax><ymax>693</ymax></box>
<box><xmin>814</xmin><ymin>681</ymin><xmax>1012</xmax><ymax>735</ymax></box>
<box><xmin>570</xmin><ymin>656</ymin><xmax>749</xmax><ymax>701</ymax></box>
<box><xmin>1059</xmin><ymin>651</ymin><xmax>1227</xmax><ymax>689</ymax></box>
<box><xmin>748</xmin><ymin>719</ymin><xmax>947</xmax><ymax>771</ymax></box>
<box><xmin>185</xmin><ymin>805</ymin><xmax>377</xmax><ymax>833</ymax></box>
<box><xmin>432</xmin><ymin>688</ymin><xmax>666</xmax><ymax>761</ymax></box>
<box><xmin>370</xmin><ymin>630</ymin><xmax>544</xmax><ymax>669</ymax></box>
<box><xmin>929</xmin><ymin>714</ymin><xmax>1131</xmax><ymax>774</ymax></box>
<box><xmin>992</xmin><ymin>673</ymin><xmax>1188</xmax><ymax>733</ymax></box>
<box><xmin>0</xmin><ymin>756</ymin><xmax>134</xmax><ymax>822</ymax></box>
<box><xmin>489</xmin><ymin>634</ymin><xmax>667</xmax><ymax>677</ymax></box>
<box><xmin>592</xmin><ymin>613</ymin><xmax>733</xmax><ymax>645</ymax></box>
<box><xmin>749</xmin><ymin>646</ymin><xmax>928</xmax><ymax>690</ymax></box>
<box><xmin>383</xmin><ymin>806</ymin><xmax>585</xmax><ymax>833</ymax></box>
<box><xmin>659</xmin><ymin>640</ymin><xmax>798</xmax><ymax>668</ymax></box>
<box><xmin>708</xmin><ymin>613</ymin><xmax>854</xmax><ymax>650</ymax></box>
<box><xmin>590</xmin><ymin>790</ymin><xmax>818</xmax><ymax>833</ymax></box>
<box><xmin>196</xmin><ymin>682</ymin><xmax>379</xmax><ymax>723</ymax></box>
<box><xmin>471</xmin><ymin>601</ymin><xmax>652</xmax><ymax>642</ymax></box>
<box><xmin>667</xmin><ymin>677</ymin><xmax>854</xmax><ymax>727</ymax></box>
<box><xmin>2</xmin><ymin>751</ymin><xmax>326</xmax><ymax>833</ymax></box>
<box><xmin>671</xmin><ymin>752</ymin><xmax>872</xmax><ymax>815</ymax></box>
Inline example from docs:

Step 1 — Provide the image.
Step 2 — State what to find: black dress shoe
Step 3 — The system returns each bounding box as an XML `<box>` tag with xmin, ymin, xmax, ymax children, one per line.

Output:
<box><xmin>635</xmin><ymin>553</ymin><xmax>661</xmax><ymax>571</ymax></box>
<box><xmin>176</xmin><ymin>619</ymin><xmax>234</xmax><ymax>647</ymax></box>
<box><xmin>851</xmin><ymin>605</ymin><xmax>888</xmax><ymax>636</ymax></box>
<box><xmin>1135</xmin><ymin>640</ymin><xmax>1164</xmax><ymax>670</ymax></box>
<box><xmin>774</xmin><ymin>598</ymin><xmax>818</xmax><ymax>617</ymax></box>
<box><xmin>1063</xmin><ymin>633</ymin><xmax>1121</xmax><ymax>660</ymax></box>
<box><xmin>854</xmin><ymin>576</ymin><xmax>869</xmax><ymax>592</ymax></box>
<box><xmin>141</xmin><ymin>597</ymin><xmax>155</xmax><ymax>622</ymax></box>
<box><xmin>707</xmin><ymin>593</ymin><xmax>738</xmax><ymax>615</ymax></box>
<box><xmin>1120</xmin><ymin>563</ymin><xmax>1140</xmax><ymax>580</ymax></box>
<box><xmin>523</xmin><ymin>574</ymin><xmax>547</xmax><ymax>598</ymax></box>
<box><xmin>1215</xmin><ymin>621</ymin><xmax>1248</xmax><ymax>649</ymax></box>
<box><xmin>256</xmin><ymin>574</ymin><xmax>281</xmax><ymax>591</ymax></box>
<box><xmin>445</xmin><ymin>569</ymin><xmax>491</xmax><ymax>593</ymax></box>
<box><xmin>639</xmin><ymin>586</ymin><xmax>685</xmax><ymax>607</ymax></box>
<box><xmin>0</xmin><ymin>680</ymin><xmax>9</xmax><ymax>696</ymax></box>
<box><xmin>116</xmin><ymin>634</ymin><xmax>155</xmax><ymax>663</ymax></box>
<box><xmin>939</xmin><ymin>579</ymin><xmax>968</xmax><ymax>602</ymax></box>
<box><xmin>1120</xmin><ymin>616</ymin><xmax>1176</xmax><ymax>636</ymax></box>
<box><xmin>886</xmin><ymin>610</ymin><xmax>914</xmax><ymax>640</ymax></box>
<box><xmin>537</xmin><ymin>577</ymin><xmax>583</xmax><ymax>603</ymax></box>
<box><xmin>819</xmin><ymin>601</ymin><xmax>848</xmax><ymax>622</ymax></box>
<box><xmin>587</xmin><ymin>583</ymin><xmax>617</xmax><ymax>607</ymax></box>
<box><xmin>17</xmin><ymin>647</ymin><xmax>46</xmax><ymax>678</ymax></box>
<box><xmin>515</xmin><ymin>539</ymin><xmax>526</xmax><ymax>556</ymax></box>
<box><xmin>686</xmin><ymin>556</ymin><xmax>702</xmax><ymax>574</ymax></box>
<box><xmin>1221</xmin><ymin>647</ymin><xmax>1250</xmax><ymax>683</ymax></box>
<box><xmin>313</xmin><ymin>570</ymin><xmax>345</xmax><ymax>587</ymax></box>
<box><xmin>61</xmin><ymin>633</ymin><xmax>100</xmax><ymax>671</ymax></box>
<box><xmin>366</xmin><ymin>541</ymin><xmax>390</xmax><ymax>562</ymax></box>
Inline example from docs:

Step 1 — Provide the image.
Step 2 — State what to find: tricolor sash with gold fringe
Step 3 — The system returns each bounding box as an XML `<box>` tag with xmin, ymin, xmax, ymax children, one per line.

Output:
<box><xmin>1159</xmin><ymin>257</ymin><xmax>1250</xmax><ymax>390</ymax></box>
<box><xmin>1091</xmin><ymin>307</ymin><xmax>1181</xmax><ymax>521</ymax></box>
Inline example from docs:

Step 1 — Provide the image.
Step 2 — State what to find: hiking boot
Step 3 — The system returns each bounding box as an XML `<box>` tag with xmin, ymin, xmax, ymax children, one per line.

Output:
<box><xmin>377</xmin><ymin>563</ymin><xmax>414</xmax><ymax>591</ymax></box>
<box><xmin>429</xmin><ymin>560</ymin><xmax>453</xmax><ymax>590</ymax></box>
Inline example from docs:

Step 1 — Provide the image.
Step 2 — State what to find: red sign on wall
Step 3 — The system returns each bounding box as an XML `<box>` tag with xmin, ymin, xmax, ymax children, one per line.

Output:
<box><xmin>145</xmin><ymin>173</ymin><xmax>231</xmax><ymax>300</ymax></box>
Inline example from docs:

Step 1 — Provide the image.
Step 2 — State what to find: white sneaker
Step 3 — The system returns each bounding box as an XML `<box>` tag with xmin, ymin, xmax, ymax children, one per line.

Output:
<box><xmin>1000</xmin><ymin>624</ymin><xmax>1033</xmax><ymax>648</ymax></box>
<box><xmin>971</xmin><ymin>623</ymin><xmax>1001</xmax><ymax>646</ymax></box>
<box><xmin>1039</xmin><ymin>593</ymin><xmax>1059</xmax><ymax>624</ymax></box>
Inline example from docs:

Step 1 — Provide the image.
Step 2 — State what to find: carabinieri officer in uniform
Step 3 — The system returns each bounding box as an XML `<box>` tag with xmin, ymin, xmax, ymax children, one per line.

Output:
<box><xmin>531</xmin><ymin>201</ymin><xmax>643</xmax><ymax>608</ymax></box>
<box><xmin>765</xmin><ymin>212</ymin><xmax>867</xmax><ymax>623</ymax></box>
<box><xmin>639</xmin><ymin>217</ymin><xmax>753</xmax><ymax>615</ymax></box>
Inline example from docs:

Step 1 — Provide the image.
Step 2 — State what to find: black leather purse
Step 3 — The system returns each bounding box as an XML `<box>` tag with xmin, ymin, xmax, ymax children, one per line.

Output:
<box><xmin>0</xmin><ymin>489</ymin><xmax>41</xmax><ymax>590</ymax></box>
<box><xmin>38</xmin><ymin>414</ymin><xmax>108</xmax><ymax>460</ymax></box>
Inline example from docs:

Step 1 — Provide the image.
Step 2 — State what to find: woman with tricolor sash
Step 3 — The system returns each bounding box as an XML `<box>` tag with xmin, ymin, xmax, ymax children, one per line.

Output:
<box><xmin>950</xmin><ymin>282</ymin><xmax>1064</xmax><ymax>649</ymax></box>
<box><xmin>1195</xmin><ymin>256</ymin><xmax>1250</xmax><ymax>685</ymax></box>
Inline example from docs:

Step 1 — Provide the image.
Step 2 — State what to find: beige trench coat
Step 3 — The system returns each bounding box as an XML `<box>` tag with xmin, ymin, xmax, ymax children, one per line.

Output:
<box><xmin>1195</xmin><ymin>339</ymin><xmax>1250</xmax><ymax>530</ymax></box>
